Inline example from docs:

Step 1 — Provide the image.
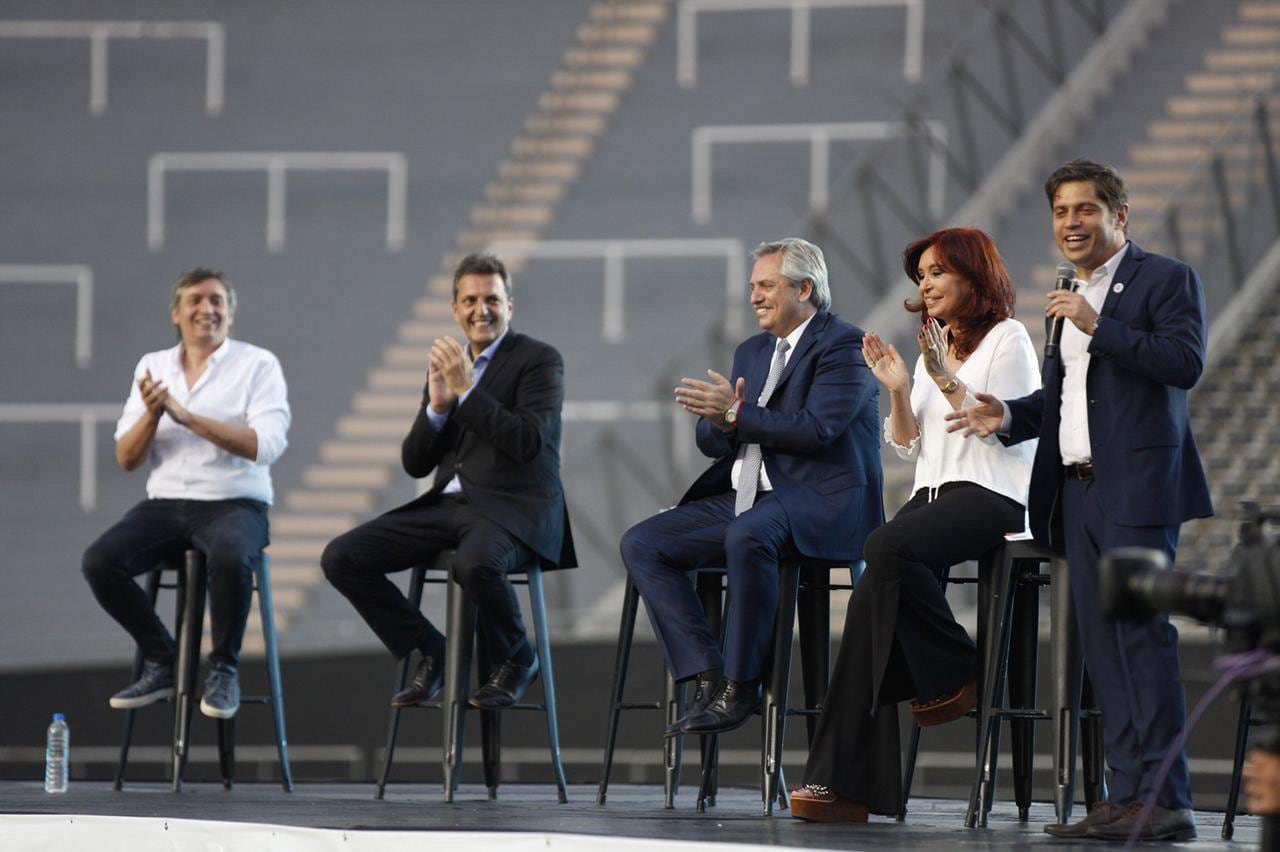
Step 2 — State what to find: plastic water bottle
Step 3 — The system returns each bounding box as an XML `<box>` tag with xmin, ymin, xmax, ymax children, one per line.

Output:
<box><xmin>44</xmin><ymin>713</ymin><xmax>68</xmax><ymax>793</ymax></box>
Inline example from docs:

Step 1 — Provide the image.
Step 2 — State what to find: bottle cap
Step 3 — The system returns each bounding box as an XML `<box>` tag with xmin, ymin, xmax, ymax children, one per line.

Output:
<box><xmin>52</xmin><ymin>713</ymin><xmax>65</xmax><ymax>722</ymax></box>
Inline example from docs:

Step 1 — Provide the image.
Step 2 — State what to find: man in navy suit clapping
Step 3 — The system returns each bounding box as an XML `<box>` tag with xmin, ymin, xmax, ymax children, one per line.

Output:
<box><xmin>622</xmin><ymin>238</ymin><xmax>884</xmax><ymax>736</ymax></box>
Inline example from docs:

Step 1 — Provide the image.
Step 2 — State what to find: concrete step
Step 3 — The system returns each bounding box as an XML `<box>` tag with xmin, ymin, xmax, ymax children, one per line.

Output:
<box><xmin>265</xmin><ymin>538</ymin><xmax>328</xmax><ymax>561</ymax></box>
<box><xmin>319</xmin><ymin>440</ymin><xmax>402</xmax><ymax>464</ymax></box>
<box><xmin>1242</xmin><ymin>3</ymin><xmax>1280</xmax><ymax>22</ymax></box>
<box><xmin>485</xmin><ymin>181</ymin><xmax>568</xmax><ymax>203</ymax></box>
<box><xmin>284</xmin><ymin>490</ymin><xmax>376</xmax><ymax>513</ymax></box>
<box><xmin>456</xmin><ymin>227</ymin><xmax>540</xmax><ymax>250</ymax></box>
<box><xmin>1128</xmin><ymin>140</ymin><xmax>1255</xmax><ymax>164</ymax></box>
<box><xmin>368</xmin><ymin>367</ymin><xmax>425</xmax><ymax>390</ymax></box>
<box><xmin>589</xmin><ymin>2</ymin><xmax>668</xmax><ymax>23</ymax></box>
<box><xmin>538</xmin><ymin>91</ymin><xmax>620</xmax><ymax>112</ymax></box>
<box><xmin>524</xmin><ymin>114</ymin><xmax>609</xmax><ymax>135</ymax></box>
<box><xmin>563</xmin><ymin>46</ymin><xmax>646</xmax><ymax>69</ymax></box>
<box><xmin>411</xmin><ymin>299</ymin><xmax>452</xmax><ymax>319</ymax></box>
<box><xmin>471</xmin><ymin>202</ymin><xmax>557</xmax><ymax>227</ymax></box>
<box><xmin>352</xmin><ymin>391</ymin><xmax>420</xmax><ymax>415</ymax></box>
<box><xmin>576</xmin><ymin>22</ymin><xmax>659</xmax><ymax>45</ymax></box>
<box><xmin>1205</xmin><ymin>49</ymin><xmax>1280</xmax><ymax>71</ymax></box>
<box><xmin>510</xmin><ymin>136</ymin><xmax>596</xmax><ymax>158</ymax></box>
<box><xmin>1185</xmin><ymin>71</ymin><xmax>1278</xmax><ymax>94</ymax></box>
<box><xmin>498</xmin><ymin>159</ymin><xmax>582</xmax><ymax>180</ymax></box>
<box><xmin>397</xmin><ymin>320</ymin><xmax>455</xmax><ymax>343</ymax></box>
<box><xmin>302</xmin><ymin>464</ymin><xmax>392</xmax><ymax>488</ymax></box>
<box><xmin>335</xmin><ymin>415</ymin><xmax>412</xmax><ymax>439</ymax></box>
<box><xmin>1167</xmin><ymin>94</ymin><xmax>1268</xmax><ymax>118</ymax></box>
<box><xmin>551</xmin><ymin>69</ymin><xmax>634</xmax><ymax>90</ymax></box>
<box><xmin>1223</xmin><ymin>24</ymin><xmax>1280</xmax><ymax>46</ymax></box>
<box><xmin>270</xmin><ymin>514</ymin><xmax>355</xmax><ymax>536</ymax></box>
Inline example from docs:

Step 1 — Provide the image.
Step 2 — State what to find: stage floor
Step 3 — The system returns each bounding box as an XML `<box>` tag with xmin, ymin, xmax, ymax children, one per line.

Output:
<box><xmin>0</xmin><ymin>782</ymin><xmax>1256</xmax><ymax>850</ymax></box>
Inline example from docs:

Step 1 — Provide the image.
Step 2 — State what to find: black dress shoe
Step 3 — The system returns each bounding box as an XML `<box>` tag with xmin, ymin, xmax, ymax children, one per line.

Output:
<box><xmin>1043</xmin><ymin>801</ymin><xmax>1126</xmax><ymax>838</ymax></box>
<box><xmin>664</xmin><ymin>673</ymin><xmax>722</xmax><ymax>737</ymax></box>
<box><xmin>1087</xmin><ymin>802</ymin><xmax>1196</xmax><ymax>842</ymax></box>
<box><xmin>390</xmin><ymin>652</ymin><xmax>444</xmax><ymax>708</ymax></box>
<box><xmin>470</xmin><ymin>654</ymin><xmax>540</xmax><ymax>709</ymax></box>
<box><xmin>681</xmin><ymin>678</ymin><xmax>760</xmax><ymax>735</ymax></box>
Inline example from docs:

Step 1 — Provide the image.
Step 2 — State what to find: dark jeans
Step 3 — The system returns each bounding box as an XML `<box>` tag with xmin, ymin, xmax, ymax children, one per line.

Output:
<box><xmin>802</xmin><ymin>481</ymin><xmax>1024</xmax><ymax>814</ymax></box>
<box><xmin>620</xmin><ymin>491</ymin><xmax>796</xmax><ymax>683</ymax></box>
<box><xmin>82</xmin><ymin>498</ymin><xmax>270</xmax><ymax>671</ymax></box>
<box><xmin>321</xmin><ymin>495</ymin><xmax>533</xmax><ymax>663</ymax></box>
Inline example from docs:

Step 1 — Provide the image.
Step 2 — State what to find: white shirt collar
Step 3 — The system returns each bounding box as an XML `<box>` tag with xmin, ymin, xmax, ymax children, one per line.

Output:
<box><xmin>1085</xmin><ymin>241</ymin><xmax>1129</xmax><ymax>286</ymax></box>
<box><xmin>777</xmin><ymin>312</ymin><xmax>816</xmax><ymax>352</ymax></box>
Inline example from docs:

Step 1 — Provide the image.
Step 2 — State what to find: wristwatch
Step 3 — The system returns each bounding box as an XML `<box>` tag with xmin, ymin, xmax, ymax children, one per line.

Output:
<box><xmin>724</xmin><ymin>400</ymin><xmax>743</xmax><ymax>424</ymax></box>
<box><xmin>940</xmin><ymin>377</ymin><xmax>959</xmax><ymax>395</ymax></box>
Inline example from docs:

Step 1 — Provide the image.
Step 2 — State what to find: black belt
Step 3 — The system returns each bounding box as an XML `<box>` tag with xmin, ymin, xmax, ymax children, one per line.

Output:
<box><xmin>1064</xmin><ymin>462</ymin><xmax>1094</xmax><ymax>480</ymax></box>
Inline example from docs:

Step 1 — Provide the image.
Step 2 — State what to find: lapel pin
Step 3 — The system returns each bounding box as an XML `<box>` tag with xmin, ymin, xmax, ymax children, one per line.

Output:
<box><xmin>1112</xmin><ymin>282</ymin><xmax>1124</xmax><ymax>294</ymax></box>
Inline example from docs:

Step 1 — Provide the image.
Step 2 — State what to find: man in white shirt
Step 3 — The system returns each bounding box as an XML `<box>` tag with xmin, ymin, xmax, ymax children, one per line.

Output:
<box><xmin>948</xmin><ymin>160</ymin><xmax>1212</xmax><ymax>842</ymax></box>
<box><xmin>83</xmin><ymin>268</ymin><xmax>290</xmax><ymax>720</ymax></box>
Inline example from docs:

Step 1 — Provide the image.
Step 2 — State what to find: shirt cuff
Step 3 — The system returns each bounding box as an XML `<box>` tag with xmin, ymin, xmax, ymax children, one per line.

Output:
<box><xmin>425</xmin><ymin>405</ymin><xmax>450</xmax><ymax>429</ymax></box>
<box><xmin>998</xmin><ymin>401</ymin><xmax>1012</xmax><ymax>436</ymax></box>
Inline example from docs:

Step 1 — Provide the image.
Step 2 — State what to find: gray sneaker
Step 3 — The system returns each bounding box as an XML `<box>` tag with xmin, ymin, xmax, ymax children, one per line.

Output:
<box><xmin>109</xmin><ymin>660</ymin><xmax>175</xmax><ymax>709</ymax></box>
<box><xmin>199</xmin><ymin>667</ymin><xmax>240</xmax><ymax>719</ymax></box>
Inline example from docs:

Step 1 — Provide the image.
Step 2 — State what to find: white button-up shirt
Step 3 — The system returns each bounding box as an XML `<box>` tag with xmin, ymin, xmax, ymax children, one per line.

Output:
<box><xmin>114</xmin><ymin>339</ymin><xmax>290</xmax><ymax>504</ymax></box>
<box><xmin>730</xmin><ymin>313</ymin><xmax>815</xmax><ymax>492</ymax></box>
<box><xmin>1058</xmin><ymin>243</ymin><xmax>1128</xmax><ymax>464</ymax></box>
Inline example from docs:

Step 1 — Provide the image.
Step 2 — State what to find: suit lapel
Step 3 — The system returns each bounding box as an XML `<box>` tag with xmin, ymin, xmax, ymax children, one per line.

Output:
<box><xmin>1099</xmin><ymin>241</ymin><xmax>1143</xmax><ymax>319</ymax></box>
<box><xmin>474</xmin><ymin>331</ymin><xmax>520</xmax><ymax>392</ymax></box>
<box><xmin>772</xmin><ymin>311</ymin><xmax>827</xmax><ymax>395</ymax></box>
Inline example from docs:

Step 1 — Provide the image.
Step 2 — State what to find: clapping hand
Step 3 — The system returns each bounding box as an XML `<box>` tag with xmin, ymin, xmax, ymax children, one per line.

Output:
<box><xmin>429</xmin><ymin>336</ymin><xmax>474</xmax><ymax>399</ymax></box>
<box><xmin>863</xmin><ymin>333</ymin><xmax>909</xmax><ymax>393</ymax></box>
<box><xmin>675</xmin><ymin>370</ymin><xmax>743</xmax><ymax>430</ymax></box>
<box><xmin>944</xmin><ymin>392</ymin><xmax>1005</xmax><ymax>438</ymax></box>
<box><xmin>918</xmin><ymin>317</ymin><xmax>952</xmax><ymax>383</ymax></box>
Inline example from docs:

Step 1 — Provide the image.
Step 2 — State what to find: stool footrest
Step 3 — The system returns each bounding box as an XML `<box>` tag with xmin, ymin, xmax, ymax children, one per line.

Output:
<box><xmin>989</xmin><ymin>708</ymin><xmax>1051</xmax><ymax>721</ymax></box>
<box><xmin>616</xmin><ymin>702</ymin><xmax>664</xmax><ymax>711</ymax></box>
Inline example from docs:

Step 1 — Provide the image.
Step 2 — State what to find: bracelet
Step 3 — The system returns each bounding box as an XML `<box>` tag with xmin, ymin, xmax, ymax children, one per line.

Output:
<box><xmin>940</xmin><ymin>376</ymin><xmax>959</xmax><ymax>394</ymax></box>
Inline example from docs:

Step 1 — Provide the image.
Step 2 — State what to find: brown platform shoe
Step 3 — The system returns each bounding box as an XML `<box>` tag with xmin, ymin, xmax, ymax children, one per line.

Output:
<box><xmin>910</xmin><ymin>679</ymin><xmax>977</xmax><ymax>727</ymax></box>
<box><xmin>790</xmin><ymin>784</ymin><xmax>870</xmax><ymax>823</ymax></box>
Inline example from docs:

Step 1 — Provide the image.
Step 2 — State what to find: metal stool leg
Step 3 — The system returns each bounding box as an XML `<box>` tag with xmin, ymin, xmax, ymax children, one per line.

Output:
<box><xmin>1008</xmin><ymin>562</ymin><xmax>1040</xmax><ymax>821</ymax></box>
<box><xmin>663</xmin><ymin>671</ymin><xmax>683</xmax><ymax>808</ymax></box>
<box><xmin>1050</xmin><ymin>555</ymin><xmax>1082</xmax><ymax>825</ymax></box>
<box><xmin>442</xmin><ymin>573</ymin><xmax>477</xmax><ymax>801</ymax></box>
<box><xmin>597</xmin><ymin>576</ymin><xmax>640</xmax><ymax>805</ymax></box>
<box><xmin>696</xmin><ymin>570</ymin><xmax>726</xmax><ymax>807</ymax></box>
<box><xmin>967</xmin><ymin>548</ymin><xmax>1017</xmax><ymax>828</ymax></box>
<box><xmin>172</xmin><ymin>550</ymin><xmax>206</xmax><ymax>792</ymax></box>
<box><xmin>762</xmin><ymin>561</ymin><xmax>801</xmax><ymax>816</ymax></box>
<box><xmin>114</xmin><ymin>568</ymin><xmax>163</xmax><ymax>791</ymax></box>
<box><xmin>375</xmin><ymin>564</ymin><xmax>427</xmax><ymax>799</ymax></box>
<box><xmin>527</xmin><ymin>568</ymin><xmax>569</xmax><ymax>804</ymax></box>
<box><xmin>255</xmin><ymin>554</ymin><xmax>293</xmax><ymax>792</ymax></box>
<box><xmin>900</xmin><ymin>722</ymin><xmax>923</xmax><ymax>821</ymax></box>
<box><xmin>1224</xmin><ymin>700</ymin><xmax>1253</xmax><ymax>840</ymax></box>
<box><xmin>216</xmin><ymin>718</ymin><xmax>235</xmax><ymax>789</ymax></box>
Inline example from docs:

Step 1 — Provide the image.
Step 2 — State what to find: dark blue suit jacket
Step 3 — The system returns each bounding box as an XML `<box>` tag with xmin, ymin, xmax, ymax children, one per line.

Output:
<box><xmin>1005</xmin><ymin>242</ymin><xmax>1213</xmax><ymax>549</ymax></box>
<box><xmin>681</xmin><ymin>311</ymin><xmax>885</xmax><ymax>562</ymax></box>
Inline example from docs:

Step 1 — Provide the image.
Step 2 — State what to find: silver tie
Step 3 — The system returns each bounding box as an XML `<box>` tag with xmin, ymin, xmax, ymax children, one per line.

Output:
<box><xmin>734</xmin><ymin>337</ymin><xmax>791</xmax><ymax>516</ymax></box>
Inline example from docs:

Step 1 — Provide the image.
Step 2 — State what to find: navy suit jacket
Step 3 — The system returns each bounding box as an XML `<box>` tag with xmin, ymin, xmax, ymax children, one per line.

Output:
<box><xmin>1005</xmin><ymin>242</ymin><xmax>1213</xmax><ymax>549</ymax></box>
<box><xmin>401</xmin><ymin>331</ymin><xmax>576</xmax><ymax>570</ymax></box>
<box><xmin>681</xmin><ymin>311</ymin><xmax>885</xmax><ymax>562</ymax></box>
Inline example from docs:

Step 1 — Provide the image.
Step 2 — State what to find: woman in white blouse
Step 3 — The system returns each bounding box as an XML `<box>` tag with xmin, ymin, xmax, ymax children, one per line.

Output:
<box><xmin>792</xmin><ymin>227</ymin><xmax>1039</xmax><ymax>823</ymax></box>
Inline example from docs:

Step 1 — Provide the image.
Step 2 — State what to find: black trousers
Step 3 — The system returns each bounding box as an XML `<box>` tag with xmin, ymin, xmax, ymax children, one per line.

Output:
<box><xmin>82</xmin><ymin>498</ymin><xmax>269</xmax><ymax>671</ymax></box>
<box><xmin>802</xmin><ymin>481</ymin><xmax>1024</xmax><ymax>815</ymax></box>
<box><xmin>321</xmin><ymin>495</ymin><xmax>533</xmax><ymax>663</ymax></box>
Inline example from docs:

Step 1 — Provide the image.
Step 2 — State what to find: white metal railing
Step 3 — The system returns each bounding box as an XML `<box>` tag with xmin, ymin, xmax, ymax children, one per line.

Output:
<box><xmin>0</xmin><ymin>404</ymin><xmax>120</xmax><ymax>511</ymax></box>
<box><xmin>676</xmin><ymin>0</ymin><xmax>924</xmax><ymax>88</ymax></box>
<box><xmin>0</xmin><ymin>264</ymin><xmax>94</xmax><ymax>367</ymax></box>
<box><xmin>147</xmin><ymin>151</ymin><xmax>409</xmax><ymax>253</ymax></box>
<box><xmin>691</xmin><ymin>120</ymin><xmax>946</xmax><ymax>224</ymax></box>
<box><xmin>486</xmin><ymin>238</ymin><xmax>747</xmax><ymax>342</ymax></box>
<box><xmin>0</xmin><ymin>20</ymin><xmax>225</xmax><ymax>115</ymax></box>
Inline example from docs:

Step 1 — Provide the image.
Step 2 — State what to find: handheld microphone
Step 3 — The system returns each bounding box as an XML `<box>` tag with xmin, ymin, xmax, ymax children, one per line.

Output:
<box><xmin>1043</xmin><ymin>261</ymin><xmax>1077</xmax><ymax>359</ymax></box>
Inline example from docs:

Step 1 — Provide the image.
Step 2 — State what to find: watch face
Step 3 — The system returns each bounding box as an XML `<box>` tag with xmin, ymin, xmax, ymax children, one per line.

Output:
<box><xmin>725</xmin><ymin>406</ymin><xmax>737</xmax><ymax>422</ymax></box>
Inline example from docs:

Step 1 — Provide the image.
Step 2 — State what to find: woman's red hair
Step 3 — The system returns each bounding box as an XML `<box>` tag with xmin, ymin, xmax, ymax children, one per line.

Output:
<box><xmin>902</xmin><ymin>227</ymin><xmax>1015</xmax><ymax>361</ymax></box>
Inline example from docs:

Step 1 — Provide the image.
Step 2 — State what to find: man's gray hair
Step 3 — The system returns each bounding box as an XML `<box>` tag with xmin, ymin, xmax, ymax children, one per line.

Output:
<box><xmin>752</xmin><ymin>238</ymin><xmax>831</xmax><ymax>311</ymax></box>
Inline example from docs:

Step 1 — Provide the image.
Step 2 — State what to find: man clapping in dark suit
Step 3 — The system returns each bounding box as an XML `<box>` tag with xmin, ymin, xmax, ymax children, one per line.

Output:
<box><xmin>622</xmin><ymin>238</ymin><xmax>884</xmax><ymax>736</ymax></box>
<box><xmin>323</xmin><ymin>253</ymin><xmax>575</xmax><ymax>710</ymax></box>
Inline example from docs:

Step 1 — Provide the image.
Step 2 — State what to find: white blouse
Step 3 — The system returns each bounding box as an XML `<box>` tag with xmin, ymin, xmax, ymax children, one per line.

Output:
<box><xmin>886</xmin><ymin>318</ymin><xmax>1039</xmax><ymax>506</ymax></box>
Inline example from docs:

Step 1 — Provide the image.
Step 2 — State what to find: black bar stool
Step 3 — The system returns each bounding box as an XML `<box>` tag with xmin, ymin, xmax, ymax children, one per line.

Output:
<box><xmin>596</xmin><ymin>568</ymin><xmax>726</xmax><ymax>809</ymax></box>
<box><xmin>114</xmin><ymin>549</ymin><xmax>293</xmax><ymax>792</ymax></box>
<box><xmin>374</xmin><ymin>549</ymin><xmax>568</xmax><ymax>803</ymax></box>
<box><xmin>597</xmin><ymin>559</ymin><xmax>861</xmax><ymax>815</ymax></box>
